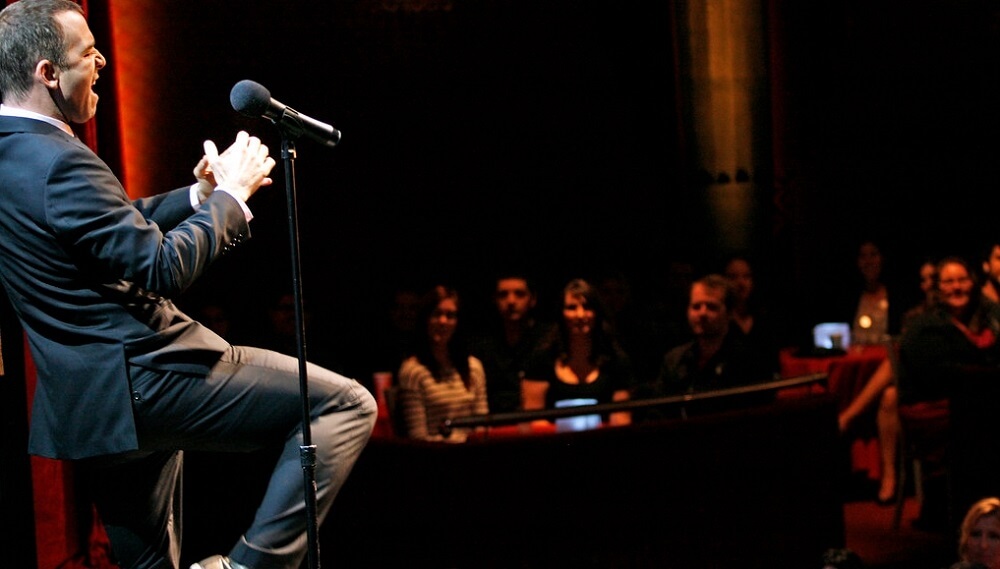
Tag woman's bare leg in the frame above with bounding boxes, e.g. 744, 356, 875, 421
877, 384, 901, 502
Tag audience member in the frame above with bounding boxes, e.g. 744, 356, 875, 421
186, 298, 235, 341
638, 273, 774, 420
469, 272, 555, 414
349, 284, 422, 385
899, 256, 1000, 402
521, 278, 634, 427
837, 258, 937, 505
723, 254, 781, 378
396, 285, 488, 442
847, 240, 903, 346
595, 268, 662, 384
899, 256, 1000, 530
981, 242, 1000, 303
257, 290, 303, 358
255, 290, 342, 372
902, 258, 940, 328
956, 497, 1000, 569
646, 258, 698, 361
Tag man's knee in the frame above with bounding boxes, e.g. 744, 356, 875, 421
316, 377, 377, 430
355, 386, 378, 429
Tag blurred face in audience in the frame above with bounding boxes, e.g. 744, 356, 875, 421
724, 258, 753, 304
919, 262, 936, 295
563, 292, 594, 336
937, 261, 974, 316
427, 297, 458, 346
687, 282, 728, 340
983, 245, 1000, 284
200, 304, 231, 338
495, 278, 534, 323
965, 512, 1000, 569
269, 293, 301, 336
597, 275, 629, 314
390, 290, 420, 334
857, 241, 883, 284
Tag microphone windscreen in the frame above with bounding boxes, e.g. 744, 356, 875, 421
230, 79, 271, 117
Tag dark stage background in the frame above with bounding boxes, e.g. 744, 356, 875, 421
103, 0, 685, 338
86, 0, 999, 360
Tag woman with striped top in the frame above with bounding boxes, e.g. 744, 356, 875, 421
397, 284, 489, 442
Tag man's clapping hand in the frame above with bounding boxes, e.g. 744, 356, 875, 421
200, 130, 276, 203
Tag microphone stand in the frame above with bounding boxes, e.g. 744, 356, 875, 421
279, 134, 322, 569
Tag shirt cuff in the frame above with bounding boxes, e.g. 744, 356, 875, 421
189, 183, 254, 222
188, 183, 202, 208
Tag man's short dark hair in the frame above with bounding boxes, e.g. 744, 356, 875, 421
0, 0, 82, 102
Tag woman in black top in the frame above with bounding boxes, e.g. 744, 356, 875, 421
522, 278, 634, 427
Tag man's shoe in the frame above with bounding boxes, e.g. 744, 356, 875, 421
190, 554, 250, 569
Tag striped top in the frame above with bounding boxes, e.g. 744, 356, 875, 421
397, 355, 488, 442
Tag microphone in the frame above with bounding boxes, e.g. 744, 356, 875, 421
230, 79, 341, 147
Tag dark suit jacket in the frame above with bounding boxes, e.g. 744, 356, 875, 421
0, 117, 249, 459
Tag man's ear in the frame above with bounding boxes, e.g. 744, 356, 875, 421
35, 59, 59, 89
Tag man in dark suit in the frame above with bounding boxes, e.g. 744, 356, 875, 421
0, 2, 376, 569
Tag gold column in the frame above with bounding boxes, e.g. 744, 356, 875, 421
677, 0, 769, 253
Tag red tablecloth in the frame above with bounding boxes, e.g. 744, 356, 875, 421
779, 344, 889, 480
778, 344, 888, 407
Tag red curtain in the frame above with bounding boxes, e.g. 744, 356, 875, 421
15, 1, 119, 566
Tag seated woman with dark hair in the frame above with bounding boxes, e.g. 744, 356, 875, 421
837, 258, 938, 506
396, 285, 489, 442
521, 278, 635, 428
